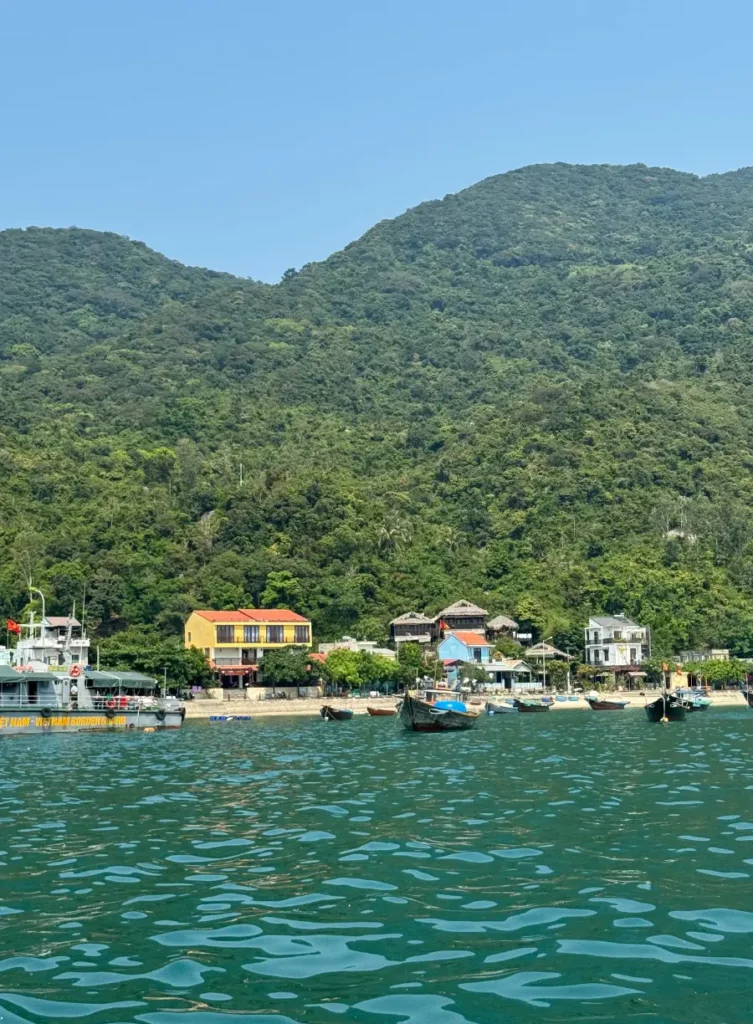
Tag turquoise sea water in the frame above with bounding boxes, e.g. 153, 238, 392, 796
2, 709, 753, 1023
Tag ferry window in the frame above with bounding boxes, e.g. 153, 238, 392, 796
216, 625, 234, 643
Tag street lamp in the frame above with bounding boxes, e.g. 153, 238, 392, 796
542, 636, 553, 691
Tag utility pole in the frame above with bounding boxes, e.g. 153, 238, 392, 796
163, 666, 168, 699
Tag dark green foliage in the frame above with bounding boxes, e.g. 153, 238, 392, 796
260, 646, 315, 688
6, 164, 753, 657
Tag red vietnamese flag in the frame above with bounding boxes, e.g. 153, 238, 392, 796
6, 619, 21, 635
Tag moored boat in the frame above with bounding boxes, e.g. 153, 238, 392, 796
645, 693, 689, 722
742, 688, 753, 709
398, 693, 480, 732
320, 705, 354, 721
486, 700, 518, 714
514, 698, 551, 713
0, 665, 185, 734
367, 706, 396, 716
587, 697, 630, 711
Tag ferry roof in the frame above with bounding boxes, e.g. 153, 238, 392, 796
84, 670, 158, 688
0, 665, 21, 681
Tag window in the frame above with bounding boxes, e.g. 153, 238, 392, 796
473, 648, 482, 662
630, 648, 637, 664
204, 648, 210, 659
242, 648, 256, 665
216, 625, 234, 644
244, 625, 260, 643
613, 630, 622, 641
593, 650, 600, 663
294, 625, 310, 644
187, 632, 192, 642
266, 625, 284, 644
603, 648, 610, 664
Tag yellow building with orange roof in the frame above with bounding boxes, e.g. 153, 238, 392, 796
184, 608, 312, 689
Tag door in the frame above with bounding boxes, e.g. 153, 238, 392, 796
27, 681, 38, 705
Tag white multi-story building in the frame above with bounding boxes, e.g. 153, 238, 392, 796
584, 615, 650, 673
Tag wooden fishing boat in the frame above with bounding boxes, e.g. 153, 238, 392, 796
486, 700, 518, 714
367, 706, 396, 717
514, 698, 551, 713
398, 694, 480, 732
645, 694, 688, 722
320, 705, 354, 721
586, 697, 630, 711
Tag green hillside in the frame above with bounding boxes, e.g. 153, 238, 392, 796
4, 163, 753, 659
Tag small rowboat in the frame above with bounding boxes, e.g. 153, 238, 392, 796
209, 715, 252, 722
399, 695, 480, 732
367, 706, 396, 717
320, 706, 354, 721
586, 697, 630, 711
514, 698, 551, 713
486, 700, 518, 714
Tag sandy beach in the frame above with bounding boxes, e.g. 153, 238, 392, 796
184, 690, 749, 719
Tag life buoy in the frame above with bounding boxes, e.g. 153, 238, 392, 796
40, 707, 52, 719
155, 709, 167, 722
105, 698, 116, 709
69, 664, 81, 678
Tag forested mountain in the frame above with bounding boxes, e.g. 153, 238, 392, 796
4, 162, 753, 659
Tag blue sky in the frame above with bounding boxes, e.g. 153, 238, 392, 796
2, 0, 752, 281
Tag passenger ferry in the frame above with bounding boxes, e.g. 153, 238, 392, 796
0, 601, 184, 734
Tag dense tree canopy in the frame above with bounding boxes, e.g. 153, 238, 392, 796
4, 163, 753, 658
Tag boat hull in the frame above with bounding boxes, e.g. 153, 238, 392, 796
486, 701, 518, 714
399, 696, 479, 732
0, 708, 184, 734
742, 689, 753, 709
587, 698, 630, 711
514, 700, 550, 713
645, 696, 687, 722
367, 707, 396, 716
320, 706, 354, 721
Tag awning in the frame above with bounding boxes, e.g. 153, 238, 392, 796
217, 665, 257, 674
628, 671, 647, 677
84, 670, 157, 688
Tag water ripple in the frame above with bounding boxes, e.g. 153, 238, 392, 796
1, 710, 752, 1021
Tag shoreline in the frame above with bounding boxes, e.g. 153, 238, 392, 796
184, 690, 750, 719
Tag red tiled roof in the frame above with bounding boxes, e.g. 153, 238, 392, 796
192, 608, 310, 624
448, 630, 492, 647
193, 610, 252, 623
308, 652, 328, 662
240, 609, 309, 623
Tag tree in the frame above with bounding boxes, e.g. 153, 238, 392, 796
261, 571, 302, 609
321, 649, 362, 693
98, 628, 211, 691
261, 646, 315, 695
356, 651, 398, 692
458, 661, 489, 691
